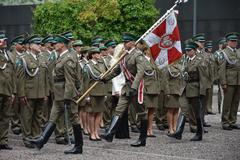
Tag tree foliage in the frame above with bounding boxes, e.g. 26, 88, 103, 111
33, 0, 159, 44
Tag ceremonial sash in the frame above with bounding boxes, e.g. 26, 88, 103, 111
120, 56, 144, 104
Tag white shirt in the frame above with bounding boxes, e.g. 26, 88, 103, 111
188, 55, 196, 61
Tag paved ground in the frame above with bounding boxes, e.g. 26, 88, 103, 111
1, 86, 240, 160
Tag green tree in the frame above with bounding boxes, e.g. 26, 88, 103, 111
33, 0, 159, 44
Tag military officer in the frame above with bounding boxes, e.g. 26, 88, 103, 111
86, 47, 107, 141
28, 35, 83, 154
101, 33, 148, 147
192, 34, 211, 128
0, 32, 16, 150
18, 35, 49, 148
10, 35, 26, 135
204, 40, 216, 115
170, 41, 207, 141
138, 40, 159, 137
75, 45, 91, 135
91, 35, 105, 47
214, 37, 227, 113
165, 62, 184, 136
219, 32, 240, 130
102, 39, 117, 128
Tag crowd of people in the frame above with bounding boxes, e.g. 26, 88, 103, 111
0, 30, 239, 154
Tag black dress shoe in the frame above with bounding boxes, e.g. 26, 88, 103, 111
0, 144, 13, 150
190, 128, 197, 133
147, 134, 156, 138
89, 136, 98, 141
190, 134, 202, 141
130, 139, 146, 147
203, 123, 211, 127
64, 146, 82, 154
12, 127, 21, 135
24, 142, 35, 149
96, 138, 102, 141
131, 127, 140, 133
83, 131, 90, 136
222, 125, 233, 130
207, 112, 216, 115
157, 125, 165, 131
56, 139, 67, 145
230, 124, 240, 130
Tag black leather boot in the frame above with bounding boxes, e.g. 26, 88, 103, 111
103, 116, 120, 142
64, 124, 83, 154
28, 122, 56, 149
131, 120, 148, 147
190, 118, 203, 141
169, 114, 186, 140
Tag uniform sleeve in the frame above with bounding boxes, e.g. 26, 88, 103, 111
64, 59, 79, 100
198, 60, 208, 96
219, 60, 227, 85
104, 64, 121, 81
131, 55, 145, 90
17, 59, 26, 97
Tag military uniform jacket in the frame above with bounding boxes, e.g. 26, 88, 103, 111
47, 50, 58, 92
18, 52, 49, 99
185, 55, 207, 98
101, 55, 113, 94
156, 67, 170, 94
0, 49, 16, 96
143, 56, 159, 95
198, 49, 214, 88
219, 46, 240, 86
53, 50, 79, 101
87, 59, 106, 96
106, 48, 145, 96
78, 58, 90, 95
213, 49, 225, 80
166, 63, 184, 96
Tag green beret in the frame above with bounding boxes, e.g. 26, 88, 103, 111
53, 35, 70, 44
205, 40, 213, 48
225, 32, 239, 41
185, 40, 198, 50
217, 37, 226, 45
11, 35, 25, 45
91, 36, 105, 45
122, 33, 137, 42
192, 33, 205, 42
72, 40, 83, 46
105, 39, 117, 48
62, 31, 74, 40
42, 35, 55, 44
81, 46, 90, 54
0, 31, 7, 40
27, 35, 42, 44
99, 45, 107, 51
88, 46, 100, 54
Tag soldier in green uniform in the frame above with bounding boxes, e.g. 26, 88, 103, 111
28, 35, 83, 154
204, 40, 216, 115
155, 67, 169, 131
86, 47, 107, 141
75, 45, 91, 135
214, 37, 226, 113
219, 32, 240, 130
169, 41, 207, 141
192, 34, 211, 128
18, 35, 49, 148
101, 33, 148, 147
102, 40, 117, 128
10, 35, 26, 135
0, 32, 16, 150
41, 36, 67, 145
139, 41, 159, 137
165, 62, 184, 136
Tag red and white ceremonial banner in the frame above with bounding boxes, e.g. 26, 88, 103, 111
143, 11, 182, 69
